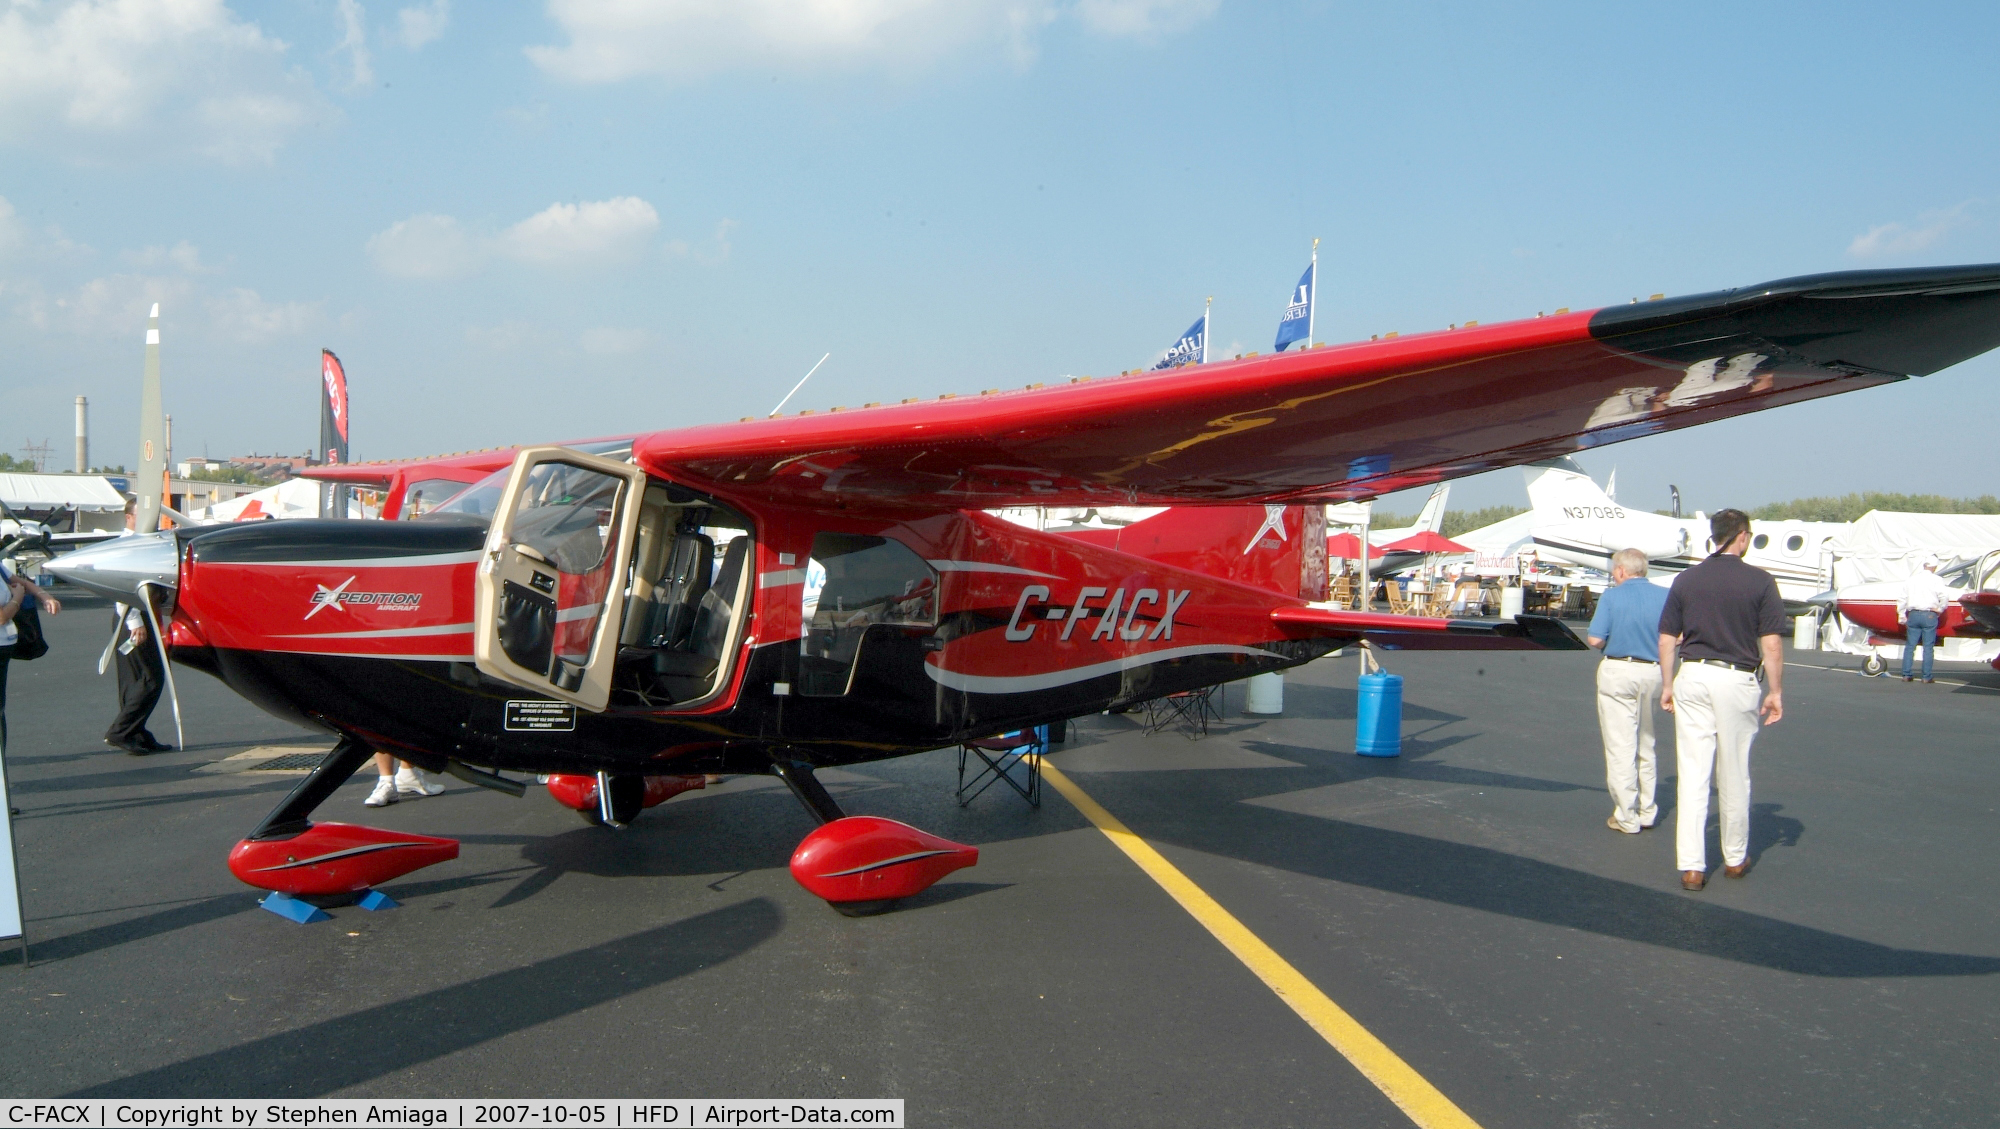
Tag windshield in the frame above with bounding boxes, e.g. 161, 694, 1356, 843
413, 441, 637, 529
417, 467, 508, 526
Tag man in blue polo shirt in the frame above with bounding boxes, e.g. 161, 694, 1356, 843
1588, 548, 1671, 834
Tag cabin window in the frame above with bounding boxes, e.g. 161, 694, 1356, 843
400, 478, 472, 518
799, 533, 938, 696
1785, 534, 1805, 553
1751, 533, 1769, 550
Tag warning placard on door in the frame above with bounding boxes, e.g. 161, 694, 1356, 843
505, 700, 577, 731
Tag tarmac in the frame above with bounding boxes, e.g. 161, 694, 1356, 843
2, 592, 1997, 1127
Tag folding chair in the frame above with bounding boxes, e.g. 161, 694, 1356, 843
1385, 584, 1413, 616
1141, 684, 1222, 740
957, 725, 1048, 808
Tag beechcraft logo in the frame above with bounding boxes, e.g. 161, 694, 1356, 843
305, 575, 423, 619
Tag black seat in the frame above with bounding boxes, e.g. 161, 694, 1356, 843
651, 535, 749, 698
646, 533, 712, 650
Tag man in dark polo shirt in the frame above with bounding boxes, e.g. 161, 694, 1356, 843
1658, 508, 1787, 892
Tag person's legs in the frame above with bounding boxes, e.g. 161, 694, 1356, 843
1713, 669, 1762, 870
1673, 666, 1720, 876
1635, 665, 1661, 827
132, 644, 165, 746
395, 759, 445, 797
1596, 662, 1643, 832
1903, 616, 1919, 679
366, 751, 398, 806
1918, 612, 1938, 681
105, 648, 161, 749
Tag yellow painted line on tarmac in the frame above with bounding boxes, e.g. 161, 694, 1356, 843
1035, 757, 1484, 1129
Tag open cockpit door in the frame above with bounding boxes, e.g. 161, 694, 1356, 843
474, 446, 648, 711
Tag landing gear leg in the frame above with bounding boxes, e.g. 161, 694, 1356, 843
770, 754, 977, 917
769, 756, 845, 825
248, 736, 375, 840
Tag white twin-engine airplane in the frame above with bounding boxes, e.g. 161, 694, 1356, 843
1523, 459, 1842, 610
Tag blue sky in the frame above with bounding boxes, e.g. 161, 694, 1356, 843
3, 0, 1997, 515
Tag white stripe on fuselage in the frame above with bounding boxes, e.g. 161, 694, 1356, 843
924, 643, 1283, 695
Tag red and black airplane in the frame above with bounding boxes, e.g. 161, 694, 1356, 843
48, 263, 2000, 915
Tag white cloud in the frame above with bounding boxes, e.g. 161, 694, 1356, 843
666, 217, 737, 264
206, 286, 321, 340
334, 0, 374, 89
465, 320, 549, 351
1074, 0, 1216, 38
398, 0, 449, 48
16, 272, 196, 335
125, 240, 213, 273
580, 326, 652, 355
499, 197, 660, 266
370, 197, 686, 277
0, 196, 22, 259
367, 213, 480, 278
526, 0, 1208, 84
1849, 202, 1975, 259
0, 0, 325, 163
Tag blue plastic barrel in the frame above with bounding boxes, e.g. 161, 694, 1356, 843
1355, 671, 1403, 757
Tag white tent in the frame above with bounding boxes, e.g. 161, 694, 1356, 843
200, 478, 325, 521
0, 473, 125, 510
1827, 511, 2000, 587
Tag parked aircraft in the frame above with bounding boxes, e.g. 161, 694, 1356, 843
1324, 483, 1451, 576
47, 263, 2000, 916
1522, 459, 1843, 609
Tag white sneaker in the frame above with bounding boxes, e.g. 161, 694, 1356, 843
396, 768, 445, 797
365, 776, 399, 807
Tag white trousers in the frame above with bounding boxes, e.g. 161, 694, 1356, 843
1595, 659, 1660, 832
1672, 661, 1761, 872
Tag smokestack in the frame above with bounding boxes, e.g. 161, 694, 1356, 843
75, 395, 88, 472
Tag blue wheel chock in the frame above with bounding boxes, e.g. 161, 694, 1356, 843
356, 889, 398, 911
259, 891, 332, 924
258, 888, 399, 924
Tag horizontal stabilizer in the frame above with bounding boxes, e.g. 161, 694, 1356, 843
1272, 606, 1586, 651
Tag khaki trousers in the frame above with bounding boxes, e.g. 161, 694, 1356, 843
1672, 661, 1761, 872
1595, 659, 1660, 832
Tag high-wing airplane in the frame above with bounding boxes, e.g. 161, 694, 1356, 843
47, 263, 2000, 916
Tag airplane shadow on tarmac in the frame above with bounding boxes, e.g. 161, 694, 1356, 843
1127, 742, 1996, 979
64, 898, 785, 1098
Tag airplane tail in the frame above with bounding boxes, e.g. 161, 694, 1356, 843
1523, 458, 1613, 516
1053, 504, 1328, 602
1413, 482, 1450, 533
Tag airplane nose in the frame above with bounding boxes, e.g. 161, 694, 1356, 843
42, 531, 179, 601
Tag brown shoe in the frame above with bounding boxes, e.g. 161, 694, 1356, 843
1607, 816, 1638, 834
1724, 861, 1750, 878
1681, 870, 1706, 891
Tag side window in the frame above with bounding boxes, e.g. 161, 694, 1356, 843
401, 477, 472, 519
799, 533, 938, 696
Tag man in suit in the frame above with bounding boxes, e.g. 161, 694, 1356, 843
104, 599, 167, 755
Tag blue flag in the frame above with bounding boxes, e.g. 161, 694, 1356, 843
1274, 261, 1313, 352
1153, 314, 1206, 370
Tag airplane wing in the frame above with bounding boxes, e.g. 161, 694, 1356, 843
636, 263, 2000, 509
1272, 606, 1587, 651
298, 448, 520, 488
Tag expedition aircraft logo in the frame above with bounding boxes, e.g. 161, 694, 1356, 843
1243, 504, 1289, 554
304, 575, 424, 619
